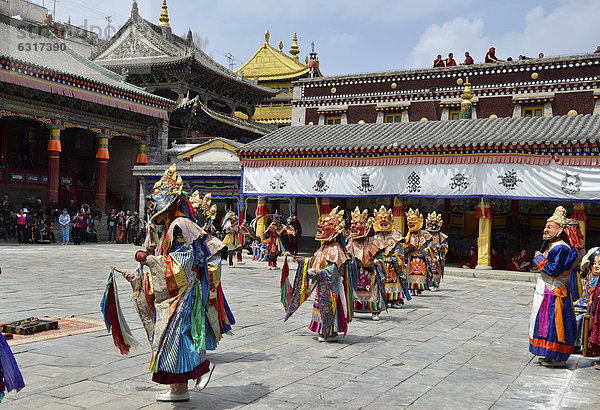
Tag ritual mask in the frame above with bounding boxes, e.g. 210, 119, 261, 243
350, 207, 372, 239
315, 206, 345, 242
425, 211, 443, 232
373, 205, 393, 233
406, 208, 423, 233
593, 256, 600, 276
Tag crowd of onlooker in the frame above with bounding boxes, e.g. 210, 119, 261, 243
433, 46, 600, 68
0, 192, 150, 246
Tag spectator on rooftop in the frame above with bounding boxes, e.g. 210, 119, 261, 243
594, 46, 600, 54
433, 54, 445, 68
538, 52, 544, 58
460, 51, 474, 65
446, 53, 456, 66
485, 47, 503, 63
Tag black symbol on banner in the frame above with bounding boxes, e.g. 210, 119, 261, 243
449, 173, 469, 192
269, 174, 287, 190
498, 169, 522, 192
358, 173, 374, 192
561, 173, 581, 194
244, 178, 257, 192
313, 173, 329, 193
407, 171, 421, 193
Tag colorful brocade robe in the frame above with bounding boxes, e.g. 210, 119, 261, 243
134, 217, 234, 375
285, 241, 353, 337
405, 230, 436, 291
529, 241, 578, 361
347, 237, 386, 314
375, 230, 410, 303
428, 231, 448, 288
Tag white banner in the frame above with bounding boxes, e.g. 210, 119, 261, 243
242, 163, 600, 200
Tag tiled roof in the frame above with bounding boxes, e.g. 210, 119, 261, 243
238, 114, 600, 153
177, 96, 275, 136
92, 10, 275, 97
0, 16, 172, 105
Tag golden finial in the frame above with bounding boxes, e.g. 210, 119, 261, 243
278, 40, 283, 52
159, 0, 170, 27
460, 76, 472, 100
289, 32, 300, 61
265, 29, 270, 44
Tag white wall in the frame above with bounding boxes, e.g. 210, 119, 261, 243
191, 148, 240, 163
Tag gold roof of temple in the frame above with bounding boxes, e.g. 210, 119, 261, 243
236, 30, 322, 81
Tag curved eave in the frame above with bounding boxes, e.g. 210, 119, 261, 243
0, 54, 174, 109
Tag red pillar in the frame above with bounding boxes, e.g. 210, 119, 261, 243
95, 137, 109, 214
2, 119, 10, 165
47, 127, 61, 204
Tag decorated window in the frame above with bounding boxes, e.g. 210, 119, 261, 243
384, 113, 402, 123
449, 109, 461, 120
325, 115, 341, 125
522, 105, 544, 118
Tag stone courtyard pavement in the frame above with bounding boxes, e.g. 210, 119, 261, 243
0, 243, 599, 409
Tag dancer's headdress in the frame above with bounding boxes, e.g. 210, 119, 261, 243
425, 211, 443, 232
149, 164, 183, 222
316, 206, 345, 242
406, 208, 424, 232
350, 206, 372, 239
547, 206, 567, 228
373, 205, 393, 233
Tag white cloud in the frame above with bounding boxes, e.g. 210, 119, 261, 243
406, 17, 488, 68
407, 0, 600, 69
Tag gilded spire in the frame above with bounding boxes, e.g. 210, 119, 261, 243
289, 32, 300, 62
159, 0, 170, 27
460, 77, 473, 100
265, 29, 270, 44
460, 77, 473, 119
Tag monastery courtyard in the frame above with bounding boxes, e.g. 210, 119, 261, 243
0, 243, 599, 410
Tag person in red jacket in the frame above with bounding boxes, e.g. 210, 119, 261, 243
461, 246, 477, 269
446, 53, 457, 66
507, 249, 532, 271
433, 54, 445, 68
485, 47, 503, 63
461, 51, 474, 65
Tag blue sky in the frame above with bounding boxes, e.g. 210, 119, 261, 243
40, 0, 600, 75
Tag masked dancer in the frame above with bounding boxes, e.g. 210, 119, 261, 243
373, 205, 410, 308
283, 207, 353, 342
529, 206, 579, 367
425, 212, 448, 291
111, 165, 235, 402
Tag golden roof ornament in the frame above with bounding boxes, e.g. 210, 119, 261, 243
159, 0, 170, 27
265, 29, 270, 44
278, 40, 283, 52
289, 32, 300, 61
461, 77, 473, 100
460, 76, 473, 120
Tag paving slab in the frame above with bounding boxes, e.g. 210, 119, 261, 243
0, 243, 599, 408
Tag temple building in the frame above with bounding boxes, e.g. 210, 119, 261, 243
92, 0, 276, 158
291, 53, 600, 126
236, 30, 322, 127
0, 13, 173, 212
239, 58, 600, 264
91, 1, 280, 213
